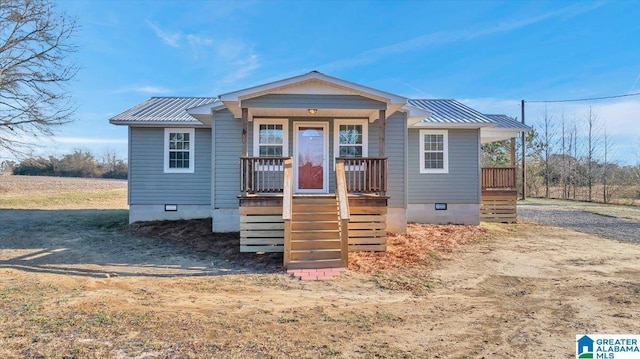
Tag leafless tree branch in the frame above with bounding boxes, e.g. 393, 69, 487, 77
0, 0, 78, 156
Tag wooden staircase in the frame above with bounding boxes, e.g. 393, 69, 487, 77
286, 196, 345, 269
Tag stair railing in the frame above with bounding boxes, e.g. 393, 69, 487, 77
335, 160, 351, 266
282, 158, 293, 267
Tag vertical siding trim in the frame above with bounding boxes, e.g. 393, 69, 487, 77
211, 111, 217, 209
477, 129, 482, 204
403, 113, 408, 208
128, 126, 132, 205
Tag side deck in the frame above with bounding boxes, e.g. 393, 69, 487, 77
480, 167, 518, 223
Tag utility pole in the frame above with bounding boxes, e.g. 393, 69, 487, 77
521, 100, 526, 200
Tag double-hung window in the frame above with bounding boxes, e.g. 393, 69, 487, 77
334, 119, 368, 167
164, 128, 195, 173
253, 119, 288, 157
419, 129, 448, 174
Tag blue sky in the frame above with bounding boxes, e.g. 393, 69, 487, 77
19, 0, 640, 164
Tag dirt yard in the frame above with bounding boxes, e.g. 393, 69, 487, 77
1, 176, 639, 358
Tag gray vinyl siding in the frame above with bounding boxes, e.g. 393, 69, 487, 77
242, 94, 386, 109
407, 129, 480, 203
129, 127, 211, 205
385, 112, 406, 208
213, 109, 242, 209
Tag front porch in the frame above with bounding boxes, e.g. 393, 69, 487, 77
239, 157, 388, 269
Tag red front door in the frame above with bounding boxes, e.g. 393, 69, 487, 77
295, 123, 327, 193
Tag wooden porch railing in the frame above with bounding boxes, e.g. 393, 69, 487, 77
240, 157, 290, 195
482, 166, 517, 190
335, 161, 350, 266
282, 158, 293, 267
336, 157, 387, 196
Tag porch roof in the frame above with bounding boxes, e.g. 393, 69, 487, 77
484, 114, 530, 130
481, 114, 532, 144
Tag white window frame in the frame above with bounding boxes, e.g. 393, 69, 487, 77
253, 118, 289, 158
333, 119, 368, 169
419, 129, 449, 174
164, 128, 195, 173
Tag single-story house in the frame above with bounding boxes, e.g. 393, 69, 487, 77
110, 71, 528, 268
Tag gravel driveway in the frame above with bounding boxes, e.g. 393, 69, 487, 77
518, 203, 640, 243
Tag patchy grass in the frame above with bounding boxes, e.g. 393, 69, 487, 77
0, 175, 127, 209
0, 189, 127, 209
7, 176, 639, 357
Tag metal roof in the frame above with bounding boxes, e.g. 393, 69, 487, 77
408, 99, 496, 125
109, 97, 218, 125
484, 114, 531, 130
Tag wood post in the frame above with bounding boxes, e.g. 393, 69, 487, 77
510, 137, 517, 189
378, 109, 386, 157
510, 137, 516, 166
242, 107, 248, 157
521, 100, 526, 200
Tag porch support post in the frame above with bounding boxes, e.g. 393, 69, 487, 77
241, 107, 248, 157
510, 137, 516, 165
378, 109, 386, 157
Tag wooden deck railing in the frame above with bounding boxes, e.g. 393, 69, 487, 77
482, 166, 517, 189
335, 161, 350, 266
282, 158, 293, 267
336, 157, 387, 196
240, 157, 290, 195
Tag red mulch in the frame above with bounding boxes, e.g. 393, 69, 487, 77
348, 223, 489, 273
124, 219, 488, 274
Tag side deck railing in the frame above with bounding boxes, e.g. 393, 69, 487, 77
482, 166, 516, 190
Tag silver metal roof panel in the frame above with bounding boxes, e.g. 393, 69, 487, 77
484, 114, 531, 130
109, 97, 218, 125
408, 99, 496, 125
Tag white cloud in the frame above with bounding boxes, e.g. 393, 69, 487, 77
146, 20, 181, 48
113, 85, 173, 95
144, 21, 260, 81
53, 137, 128, 145
186, 34, 213, 47
318, 3, 602, 73
223, 54, 260, 84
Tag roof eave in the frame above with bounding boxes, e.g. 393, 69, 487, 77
481, 127, 528, 143
109, 120, 208, 127
411, 122, 496, 129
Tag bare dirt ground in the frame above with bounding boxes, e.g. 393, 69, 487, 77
1, 176, 639, 358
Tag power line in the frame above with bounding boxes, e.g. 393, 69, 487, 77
527, 91, 640, 104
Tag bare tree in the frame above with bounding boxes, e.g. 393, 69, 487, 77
602, 125, 611, 203
0, 0, 78, 155
585, 107, 600, 201
570, 120, 579, 199
538, 106, 556, 198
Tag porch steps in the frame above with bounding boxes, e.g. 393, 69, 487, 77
287, 196, 344, 269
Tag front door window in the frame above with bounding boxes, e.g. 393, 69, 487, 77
295, 123, 327, 192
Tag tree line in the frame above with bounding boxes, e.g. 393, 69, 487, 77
482, 108, 640, 205
1, 150, 127, 179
